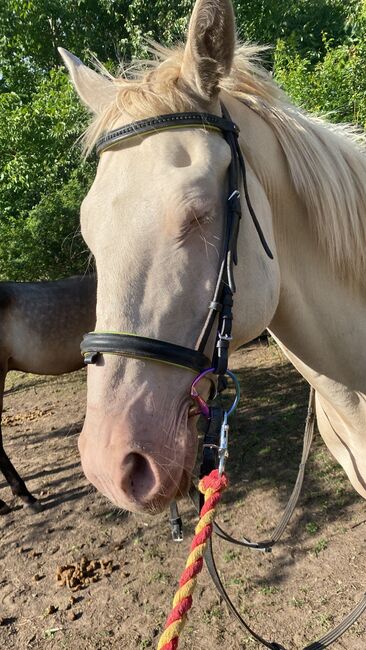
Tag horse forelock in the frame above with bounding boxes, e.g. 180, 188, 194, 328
83, 42, 366, 286
82, 43, 277, 156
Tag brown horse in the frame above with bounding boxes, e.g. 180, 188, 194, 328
0, 274, 96, 513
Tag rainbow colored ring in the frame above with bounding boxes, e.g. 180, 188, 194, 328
190, 368, 240, 418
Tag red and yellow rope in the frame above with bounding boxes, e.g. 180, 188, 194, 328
157, 469, 228, 650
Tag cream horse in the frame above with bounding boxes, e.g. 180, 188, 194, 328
59, 0, 366, 514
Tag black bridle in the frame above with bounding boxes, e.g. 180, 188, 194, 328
79, 105, 366, 649
80, 105, 273, 376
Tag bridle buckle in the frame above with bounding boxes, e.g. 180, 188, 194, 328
228, 189, 240, 201
218, 333, 232, 341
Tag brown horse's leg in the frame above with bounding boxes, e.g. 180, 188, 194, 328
0, 366, 40, 512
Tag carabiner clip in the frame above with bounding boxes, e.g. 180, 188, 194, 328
191, 369, 240, 475
218, 411, 229, 475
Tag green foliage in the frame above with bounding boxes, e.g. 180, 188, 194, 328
0, 0, 197, 281
1, 1, 133, 92
233, 0, 351, 62
0, 170, 93, 280
0, 66, 94, 279
0, 0, 365, 280
0, 0, 194, 94
274, 27, 366, 127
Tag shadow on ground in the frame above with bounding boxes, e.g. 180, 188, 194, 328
2, 345, 363, 587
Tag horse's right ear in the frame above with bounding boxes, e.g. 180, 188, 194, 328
180, 0, 236, 101
58, 47, 117, 114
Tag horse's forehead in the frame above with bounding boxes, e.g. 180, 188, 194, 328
95, 129, 231, 188
81, 130, 231, 246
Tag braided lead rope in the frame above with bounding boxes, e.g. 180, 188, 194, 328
157, 470, 228, 650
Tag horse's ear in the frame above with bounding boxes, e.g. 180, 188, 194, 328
180, 0, 236, 100
58, 47, 117, 114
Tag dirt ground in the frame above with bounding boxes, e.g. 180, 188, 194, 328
1, 341, 366, 650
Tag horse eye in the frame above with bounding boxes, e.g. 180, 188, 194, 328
187, 208, 213, 228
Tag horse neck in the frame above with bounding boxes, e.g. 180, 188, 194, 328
257, 116, 366, 499
228, 95, 366, 394
267, 158, 366, 396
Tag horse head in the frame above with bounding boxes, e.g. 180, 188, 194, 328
60, 0, 280, 513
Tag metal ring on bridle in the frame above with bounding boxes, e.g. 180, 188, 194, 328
224, 370, 240, 416
190, 368, 240, 418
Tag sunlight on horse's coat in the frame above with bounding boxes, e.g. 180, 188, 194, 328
60, 0, 366, 511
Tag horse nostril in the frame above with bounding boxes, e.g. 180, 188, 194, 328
120, 452, 157, 501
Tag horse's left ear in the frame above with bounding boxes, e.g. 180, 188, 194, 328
180, 0, 236, 100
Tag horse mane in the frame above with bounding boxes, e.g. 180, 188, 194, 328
83, 43, 366, 283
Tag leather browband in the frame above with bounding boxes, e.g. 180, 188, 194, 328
96, 112, 240, 155
81, 332, 211, 373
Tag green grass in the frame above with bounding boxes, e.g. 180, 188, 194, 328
305, 522, 319, 535
313, 539, 328, 556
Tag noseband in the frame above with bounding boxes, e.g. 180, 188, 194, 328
80, 105, 273, 378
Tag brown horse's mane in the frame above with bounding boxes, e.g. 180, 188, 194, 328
83, 43, 366, 283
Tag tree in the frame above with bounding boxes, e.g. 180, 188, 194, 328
0, 0, 365, 280
274, 2, 366, 127
0, 67, 94, 279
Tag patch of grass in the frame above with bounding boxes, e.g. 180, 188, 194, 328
313, 538, 328, 556
148, 570, 171, 584
260, 585, 279, 596
202, 605, 223, 624
229, 577, 247, 587
144, 546, 165, 561
223, 549, 239, 563
305, 522, 319, 535
318, 613, 334, 628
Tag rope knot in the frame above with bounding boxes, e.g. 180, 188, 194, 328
199, 469, 228, 494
